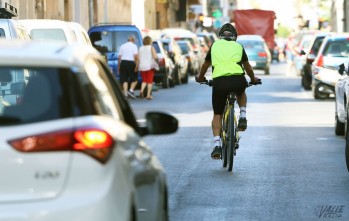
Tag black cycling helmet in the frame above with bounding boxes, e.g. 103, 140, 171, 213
218, 23, 237, 40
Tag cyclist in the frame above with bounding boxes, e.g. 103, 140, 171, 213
195, 23, 260, 159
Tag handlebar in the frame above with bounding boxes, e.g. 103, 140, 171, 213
199, 78, 262, 87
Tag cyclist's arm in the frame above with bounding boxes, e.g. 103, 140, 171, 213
196, 60, 211, 82
242, 61, 257, 82
241, 48, 259, 83
196, 45, 213, 82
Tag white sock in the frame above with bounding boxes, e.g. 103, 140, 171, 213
213, 136, 221, 147
240, 107, 246, 118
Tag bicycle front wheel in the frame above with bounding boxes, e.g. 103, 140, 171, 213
227, 108, 236, 172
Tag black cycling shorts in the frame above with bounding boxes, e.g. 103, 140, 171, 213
119, 60, 137, 84
212, 75, 248, 115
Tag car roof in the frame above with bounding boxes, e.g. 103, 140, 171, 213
237, 35, 264, 41
324, 33, 349, 40
0, 39, 100, 67
89, 23, 140, 31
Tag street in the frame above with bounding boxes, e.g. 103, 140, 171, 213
129, 61, 349, 221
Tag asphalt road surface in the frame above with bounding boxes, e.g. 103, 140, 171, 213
129, 62, 349, 221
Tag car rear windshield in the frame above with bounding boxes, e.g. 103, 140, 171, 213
30, 29, 68, 42
152, 42, 161, 53
238, 40, 264, 50
0, 67, 78, 125
90, 31, 141, 53
323, 39, 349, 57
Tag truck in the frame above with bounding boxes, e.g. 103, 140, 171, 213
233, 9, 276, 52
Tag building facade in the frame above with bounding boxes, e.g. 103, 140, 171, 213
4, 0, 201, 31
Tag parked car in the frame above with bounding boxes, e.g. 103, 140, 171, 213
301, 32, 331, 90
176, 39, 200, 77
0, 3, 30, 40
334, 62, 349, 136
69, 21, 92, 46
162, 28, 204, 67
161, 37, 189, 85
237, 35, 272, 75
312, 33, 349, 99
0, 39, 178, 221
294, 33, 314, 76
197, 31, 218, 48
88, 24, 143, 85
19, 19, 78, 43
152, 40, 175, 88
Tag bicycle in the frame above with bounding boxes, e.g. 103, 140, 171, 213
201, 78, 262, 172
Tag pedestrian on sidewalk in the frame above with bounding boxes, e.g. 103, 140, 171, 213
118, 34, 139, 99
138, 36, 158, 100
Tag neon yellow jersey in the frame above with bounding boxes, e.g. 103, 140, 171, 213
211, 39, 244, 78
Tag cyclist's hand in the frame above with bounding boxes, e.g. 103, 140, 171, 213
251, 76, 260, 84
195, 74, 206, 83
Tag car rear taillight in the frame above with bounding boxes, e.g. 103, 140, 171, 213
158, 58, 165, 67
315, 55, 324, 67
8, 127, 114, 164
258, 52, 267, 57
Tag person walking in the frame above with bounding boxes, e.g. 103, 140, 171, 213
138, 36, 158, 100
118, 34, 139, 99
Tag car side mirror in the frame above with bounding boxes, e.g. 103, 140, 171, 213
337, 63, 349, 75
139, 112, 178, 136
300, 50, 306, 55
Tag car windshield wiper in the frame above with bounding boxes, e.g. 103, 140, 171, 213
0, 116, 21, 124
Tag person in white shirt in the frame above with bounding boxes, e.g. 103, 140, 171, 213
138, 36, 158, 100
118, 35, 139, 99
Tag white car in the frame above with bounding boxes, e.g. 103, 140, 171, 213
0, 39, 177, 221
335, 62, 349, 136
19, 19, 78, 44
69, 21, 93, 46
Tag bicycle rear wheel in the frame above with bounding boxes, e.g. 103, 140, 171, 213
227, 108, 236, 172
221, 108, 228, 167
221, 132, 227, 167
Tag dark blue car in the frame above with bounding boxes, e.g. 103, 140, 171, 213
88, 24, 143, 83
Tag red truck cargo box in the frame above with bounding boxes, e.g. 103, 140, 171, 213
233, 9, 275, 50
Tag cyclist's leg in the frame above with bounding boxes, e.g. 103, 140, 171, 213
233, 76, 248, 130
212, 114, 222, 137
211, 78, 228, 159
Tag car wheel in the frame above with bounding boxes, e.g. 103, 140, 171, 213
162, 71, 169, 89
313, 83, 329, 99
174, 67, 181, 85
335, 114, 345, 135
346, 132, 349, 172
169, 78, 175, 88
302, 75, 312, 90
264, 66, 270, 75
182, 72, 189, 84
